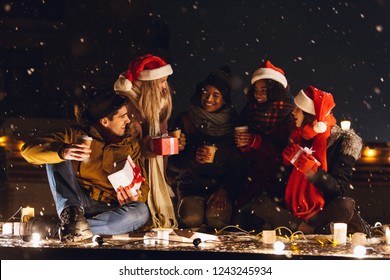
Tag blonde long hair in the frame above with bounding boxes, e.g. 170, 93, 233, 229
138, 79, 172, 133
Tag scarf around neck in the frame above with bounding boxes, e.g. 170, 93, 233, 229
284, 114, 337, 221
188, 104, 238, 136
242, 101, 295, 134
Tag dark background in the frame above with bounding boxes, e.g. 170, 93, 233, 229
1, 0, 389, 142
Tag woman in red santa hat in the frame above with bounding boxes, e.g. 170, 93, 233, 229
114, 54, 185, 229
251, 85, 371, 236
232, 60, 296, 231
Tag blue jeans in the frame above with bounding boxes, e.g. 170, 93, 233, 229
46, 161, 150, 235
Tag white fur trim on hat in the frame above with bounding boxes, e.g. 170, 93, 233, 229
137, 64, 173, 81
314, 121, 327, 133
114, 73, 132, 92
251, 68, 288, 88
294, 90, 315, 115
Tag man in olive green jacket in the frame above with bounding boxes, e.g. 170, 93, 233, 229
21, 88, 150, 242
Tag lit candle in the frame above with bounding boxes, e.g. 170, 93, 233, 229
340, 120, 351, 130
385, 227, 390, 245
351, 232, 367, 245
333, 223, 347, 245
262, 230, 276, 244
21, 207, 35, 222
2, 222, 13, 235
152, 228, 173, 245
13, 222, 21, 236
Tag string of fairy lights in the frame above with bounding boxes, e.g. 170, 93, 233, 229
1, 205, 390, 258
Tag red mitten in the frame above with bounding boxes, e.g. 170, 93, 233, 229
295, 152, 320, 176
282, 144, 301, 166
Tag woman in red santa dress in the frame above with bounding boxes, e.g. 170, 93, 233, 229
251, 85, 371, 236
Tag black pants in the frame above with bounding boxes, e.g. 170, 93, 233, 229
249, 194, 369, 234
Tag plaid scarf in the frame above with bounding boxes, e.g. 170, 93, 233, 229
241, 101, 295, 134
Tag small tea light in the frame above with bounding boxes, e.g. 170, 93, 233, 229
2, 222, 13, 235
351, 232, 367, 245
262, 230, 276, 244
385, 227, 390, 245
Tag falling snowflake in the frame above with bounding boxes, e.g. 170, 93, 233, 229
376, 25, 383, 32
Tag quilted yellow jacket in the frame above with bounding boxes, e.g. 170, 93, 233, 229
21, 124, 149, 204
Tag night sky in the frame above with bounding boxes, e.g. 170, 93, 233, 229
153, 0, 390, 142
1, 0, 389, 142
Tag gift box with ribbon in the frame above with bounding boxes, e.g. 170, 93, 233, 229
108, 155, 144, 195
283, 143, 314, 165
151, 136, 179, 155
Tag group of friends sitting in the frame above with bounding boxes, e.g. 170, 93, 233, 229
20, 54, 371, 242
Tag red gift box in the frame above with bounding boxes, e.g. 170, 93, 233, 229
283, 144, 314, 165
151, 136, 179, 155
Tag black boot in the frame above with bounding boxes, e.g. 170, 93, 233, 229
59, 206, 93, 242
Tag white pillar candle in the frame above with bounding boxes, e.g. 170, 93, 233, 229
2, 222, 13, 235
152, 228, 173, 245
262, 230, 276, 244
21, 207, 35, 222
333, 223, 347, 245
13, 222, 21, 236
385, 227, 390, 245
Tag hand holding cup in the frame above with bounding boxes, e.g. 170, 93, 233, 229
196, 144, 217, 164
61, 135, 92, 161
234, 126, 250, 148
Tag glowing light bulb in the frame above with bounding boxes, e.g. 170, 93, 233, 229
353, 245, 366, 258
364, 148, 376, 158
31, 233, 41, 245
340, 120, 351, 130
273, 241, 285, 253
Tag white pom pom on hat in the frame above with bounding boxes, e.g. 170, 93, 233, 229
294, 86, 336, 133
114, 54, 173, 92
250, 60, 288, 88
114, 73, 132, 92
313, 121, 328, 133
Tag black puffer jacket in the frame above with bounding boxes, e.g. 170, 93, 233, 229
168, 111, 246, 199
309, 125, 363, 203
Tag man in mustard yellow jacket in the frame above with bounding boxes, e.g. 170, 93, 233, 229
21, 88, 150, 242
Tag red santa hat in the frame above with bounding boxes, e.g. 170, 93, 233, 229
114, 54, 173, 92
294, 86, 336, 133
250, 60, 288, 88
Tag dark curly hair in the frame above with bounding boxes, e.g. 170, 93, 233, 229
247, 79, 292, 104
